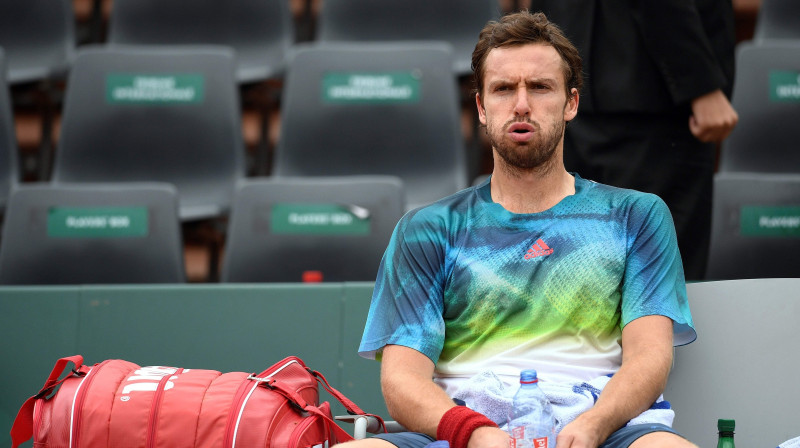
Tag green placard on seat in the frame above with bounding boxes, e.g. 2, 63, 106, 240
769, 71, 800, 103
106, 74, 205, 104
322, 72, 421, 103
271, 203, 371, 235
740, 205, 800, 237
48, 207, 149, 238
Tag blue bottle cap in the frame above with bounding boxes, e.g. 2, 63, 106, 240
520, 369, 538, 384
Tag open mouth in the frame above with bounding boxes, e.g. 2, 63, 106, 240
507, 122, 535, 141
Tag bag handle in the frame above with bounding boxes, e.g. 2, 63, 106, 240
10, 355, 86, 448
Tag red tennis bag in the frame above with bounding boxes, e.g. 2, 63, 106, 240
11, 355, 383, 448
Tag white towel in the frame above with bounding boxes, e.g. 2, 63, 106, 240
450, 370, 674, 433
779, 436, 800, 448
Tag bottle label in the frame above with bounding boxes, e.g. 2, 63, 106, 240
510, 427, 549, 448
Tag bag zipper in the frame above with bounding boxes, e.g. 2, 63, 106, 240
145, 368, 184, 448
70, 360, 112, 448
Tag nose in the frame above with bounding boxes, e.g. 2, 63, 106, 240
513, 87, 531, 117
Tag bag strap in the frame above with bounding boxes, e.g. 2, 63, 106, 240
263, 372, 387, 442
10, 355, 86, 448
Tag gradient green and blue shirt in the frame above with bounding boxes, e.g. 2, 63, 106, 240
359, 174, 695, 387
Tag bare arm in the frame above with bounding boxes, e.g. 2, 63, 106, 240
380, 344, 510, 448
555, 315, 674, 448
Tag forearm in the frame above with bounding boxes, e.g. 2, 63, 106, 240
556, 315, 674, 447
575, 344, 672, 441
380, 350, 456, 436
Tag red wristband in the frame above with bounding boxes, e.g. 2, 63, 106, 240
436, 406, 499, 448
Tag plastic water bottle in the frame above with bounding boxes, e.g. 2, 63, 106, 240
508, 369, 556, 448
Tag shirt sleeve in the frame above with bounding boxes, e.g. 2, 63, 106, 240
621, 194, 697, 346
358, 208, 449, 363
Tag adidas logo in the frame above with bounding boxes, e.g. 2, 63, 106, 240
524, 238, 553, 259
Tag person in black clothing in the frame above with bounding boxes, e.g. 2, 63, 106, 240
529, 0, 739, 280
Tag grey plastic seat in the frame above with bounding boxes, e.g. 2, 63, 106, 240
0, 49, 20, 211
0, 0, 76, 85
273, 42, 468, 210
51, 46, 246, 222
753, 0, 800, 41
665, 279, 800, 448
221, 176, 405, 283
719, 41, 800, 173
0, 182, 185, 285
705, 172, 800, 280
107, 0, 294, 84
316, 0, 500, 76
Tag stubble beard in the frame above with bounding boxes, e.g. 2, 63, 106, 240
488, 116, 565, 176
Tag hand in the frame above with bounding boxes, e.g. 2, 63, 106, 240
555, 413, 607, 448
467, 426, 511, 448
688, 89, 738, 143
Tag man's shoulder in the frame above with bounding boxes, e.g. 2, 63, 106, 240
577, 176, 668, 211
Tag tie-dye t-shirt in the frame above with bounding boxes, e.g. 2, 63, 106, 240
359, 174, 696, 388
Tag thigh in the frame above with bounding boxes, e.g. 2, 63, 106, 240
600, 424, 695, 448
369, 432, 436, 448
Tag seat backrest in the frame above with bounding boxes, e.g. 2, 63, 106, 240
719, 41, 800, 173
107, 0, 294, 83
273, 42, 468, 210
316, 0, 499, 76
51, 45, 246, 221
0, 182, 186, 285
221, 176, 405, 283
0, 48, 19, 210
753, 0, 800, 41
705, 172, 800, 280
0, 0, 76, 84
665, 279, 800, 448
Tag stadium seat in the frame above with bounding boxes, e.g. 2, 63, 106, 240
705, 172, 800, 280
753, 0, 800, 41
315, 0, 500, 76
0, 49, 20, 212
719, 41, 800, 173
220, 176, 405, 283
106, 0, 294, 85
0, 0, 76, 85
51, 46, 246, 222
273, 42, 468, 210
0, 182, 185, 285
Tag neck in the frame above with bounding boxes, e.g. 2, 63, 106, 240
490, 156, 575, 214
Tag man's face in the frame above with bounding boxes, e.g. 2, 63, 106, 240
476, 43, 578, 172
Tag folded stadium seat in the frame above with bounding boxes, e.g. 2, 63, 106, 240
315, 0, 500, 76
0, 49, 20, 213
705, 172, 800, 280
0, 0, 77, 180
753, 0, 800, 41
0, 0, 76, 85
51, 45, 246, 223
220, 176, 405, 283
106, 0, 294, 85
273, 42, 469, 211
0, 182, 185, 285
718, 41, 800, 173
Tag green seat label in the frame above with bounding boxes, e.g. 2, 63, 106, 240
741, 206, 800, 237
271, 204, 370, 235
769, 71, 800, 103
106, 74, 205, 104
48, 207, 149, 238
322, 72, 420, 103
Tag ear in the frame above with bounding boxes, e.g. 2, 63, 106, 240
564, 88, 579, 122
476, 92, 487, 126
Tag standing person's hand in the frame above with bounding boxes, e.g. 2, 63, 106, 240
688, 89, 738, 143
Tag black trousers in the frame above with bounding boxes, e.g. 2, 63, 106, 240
564, 112, 715, 281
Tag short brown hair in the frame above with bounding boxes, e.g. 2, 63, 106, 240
471, 10, 583, 98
